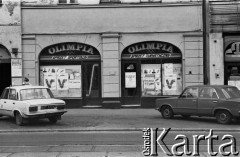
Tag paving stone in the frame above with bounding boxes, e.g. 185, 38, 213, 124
94, 145, 139, 152
58, 152, 106, 157
0, 153, 12, 157
9, 152, 59, 157
108, 152, 144, 157
48, 145, 92, 152
0, 147, 7, 153
3, 146, 50, 153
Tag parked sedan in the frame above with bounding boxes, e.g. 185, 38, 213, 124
156, 85, 240, 124
0, 85, 67, 125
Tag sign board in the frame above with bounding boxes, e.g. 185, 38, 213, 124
11, 59, 22, 77
125, 72, 136, 88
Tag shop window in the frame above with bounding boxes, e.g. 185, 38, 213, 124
227, 66, 240, 89
141, 64, 161, 96
100, 0, 121, 3
141, 63, 182, 96
162, 63, 182, 95
58, 0, 78, 4
40, 65, 82, 98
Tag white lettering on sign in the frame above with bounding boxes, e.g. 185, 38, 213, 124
128, 43, 173, 54
129, 54, 171, 58
48, 44, 94, 55
51, 56, 88, 60
231, 42, 240, 55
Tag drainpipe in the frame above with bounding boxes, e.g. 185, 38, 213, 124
202, 0, 210, 85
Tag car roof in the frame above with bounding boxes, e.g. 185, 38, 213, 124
7, 85, 48, 90
186, 85, 236, 88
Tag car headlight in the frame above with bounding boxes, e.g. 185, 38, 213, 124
29, 106, 38, 112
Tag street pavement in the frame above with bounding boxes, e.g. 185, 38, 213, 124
0, 108, 240, 131
0, 108, 240, 157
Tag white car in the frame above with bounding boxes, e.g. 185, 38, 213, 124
0, 85, 67, 125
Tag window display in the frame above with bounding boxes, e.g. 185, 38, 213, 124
141, 63, 182, 96
141, 64, 161, 96
163, 63, 182, 95
40, 65, 81, 98
227, 66, 240, 89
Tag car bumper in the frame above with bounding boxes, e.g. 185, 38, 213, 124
22, 110, 67, 119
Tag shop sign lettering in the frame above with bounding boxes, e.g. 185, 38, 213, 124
48, 44, 94, 55
51, 55, 88, 60
128, 43, 173, 54
225, 42, 240, 55
130, 54, 171, 58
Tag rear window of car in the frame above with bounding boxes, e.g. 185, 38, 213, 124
222, 87, 240, 99
20, 88, 54, 100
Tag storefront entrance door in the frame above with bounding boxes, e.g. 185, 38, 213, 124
0, 62, 11, 95
83, 62, 101, 106
121, 61, 141, 105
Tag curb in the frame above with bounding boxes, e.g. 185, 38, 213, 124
0, 128, 239, 133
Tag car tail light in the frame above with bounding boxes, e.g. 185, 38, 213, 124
29, 106, 38, 112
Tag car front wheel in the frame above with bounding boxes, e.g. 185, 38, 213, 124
161, 106, 173, 119
15, 112, 24, 126
216, 110, 232, 124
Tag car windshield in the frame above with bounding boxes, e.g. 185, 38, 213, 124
222, 87, 240, 99
20, 88, 53, 100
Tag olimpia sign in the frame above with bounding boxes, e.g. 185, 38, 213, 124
40, 42, 100, 61
122, 41, 182, 59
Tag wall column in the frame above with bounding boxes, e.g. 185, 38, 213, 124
209, 33, 224, 85
101, 33, 121, 108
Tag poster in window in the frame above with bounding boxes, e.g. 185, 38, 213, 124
141, 64, 161, 96
57, 73, 69, 90
164, 75, 177, 91
143, 74, 155, 90
228, 80, 236, 87
125, 72, 136, 88
40, 65, 81, 98
164, 63, 173, 76
236, 81, 240, 90
44, 73, 57, 91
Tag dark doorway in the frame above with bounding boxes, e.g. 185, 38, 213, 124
121, 61, 141, 105
82, 61, 101, 107
0, 46, 11, 95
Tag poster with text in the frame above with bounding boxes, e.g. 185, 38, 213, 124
125, 72, 136, 88
164, 63, 173, 76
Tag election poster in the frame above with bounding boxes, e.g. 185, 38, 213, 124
125, 72, 136, 88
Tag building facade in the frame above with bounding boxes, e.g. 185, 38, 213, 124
209, 0, 240, 90
0, 0, 204, 108
0, 0, 22, 95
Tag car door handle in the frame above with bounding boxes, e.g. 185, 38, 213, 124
212, 101, 217, 103
13, 102, 15, 105
192, 100, 197, 102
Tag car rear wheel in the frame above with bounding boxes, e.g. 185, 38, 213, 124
216, 110, 232, 124
161, 106, 173, 119
15, 112, 24, 126
48, 117, 58, 124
